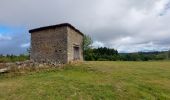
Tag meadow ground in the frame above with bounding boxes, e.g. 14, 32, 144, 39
0, 61, 170, 100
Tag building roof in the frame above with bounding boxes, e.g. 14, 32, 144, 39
29, 23, 84, 36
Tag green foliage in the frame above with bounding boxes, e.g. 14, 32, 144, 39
168, 50, 170, 59
119, 52, 170, 61
83, 35, 170, 61
83, 35, 93, 51
84, 48, 170, 61
84, 47, 119, 61
0, 54, 29, 63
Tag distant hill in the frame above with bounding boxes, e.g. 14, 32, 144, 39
119, 50, 170, 61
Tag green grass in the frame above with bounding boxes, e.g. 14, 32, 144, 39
1, 61, 170, 100
0, 55, 29, 63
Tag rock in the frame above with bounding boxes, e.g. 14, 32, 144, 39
0, 68, 9, 73
38, 64, 44, 68
6, 63, 15, 68
18, 65, 22, 69
0, 63, 6, 69
15, 62, 21, 65
0, 60, 62, 73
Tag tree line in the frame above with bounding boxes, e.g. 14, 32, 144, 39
84, 48, 170, 61
83, 35, 170, 61
0, 35, 169, 63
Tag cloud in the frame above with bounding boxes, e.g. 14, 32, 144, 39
0, 34, 12, 41
116, 42, 170, 53
21, 43, 30, 48
0, 30, 29, 55
93, 41, 105, 48
0, 0, 170, 53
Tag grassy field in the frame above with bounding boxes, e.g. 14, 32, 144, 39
0, 61, 170, 100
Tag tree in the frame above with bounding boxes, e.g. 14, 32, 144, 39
27, 47, 31, 58
168, 50, 170, 59
83, 35, 93, 51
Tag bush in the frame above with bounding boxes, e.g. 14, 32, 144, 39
84, 47, 170, 61
0, 55, 29, 63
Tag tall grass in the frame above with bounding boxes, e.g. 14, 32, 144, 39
0, 54, 29, 63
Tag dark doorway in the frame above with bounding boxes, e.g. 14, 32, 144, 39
73, 46, 80, 60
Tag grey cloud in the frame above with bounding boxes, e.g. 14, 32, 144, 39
0, 32, 29, 55
0, 0, 170, 53
0, 34, 12, 41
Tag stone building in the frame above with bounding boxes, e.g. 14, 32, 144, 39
29, 23, 84, 64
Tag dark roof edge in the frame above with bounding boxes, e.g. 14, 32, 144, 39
29, 23, 84, 36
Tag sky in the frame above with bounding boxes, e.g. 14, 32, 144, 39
0, 0, 170, 54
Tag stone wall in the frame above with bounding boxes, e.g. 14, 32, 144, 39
30, 25, 84, 64
30, 27, 68, 64
0, 60, 63, 73
67, 27, 84, 62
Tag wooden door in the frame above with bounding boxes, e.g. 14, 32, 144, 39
73, 46, 80, 60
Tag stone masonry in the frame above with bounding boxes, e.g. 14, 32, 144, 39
29, 23, 84, 64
